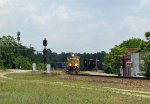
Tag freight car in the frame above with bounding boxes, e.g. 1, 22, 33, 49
82, 59, 101, 71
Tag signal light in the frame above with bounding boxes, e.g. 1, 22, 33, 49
43, 49, 47, 55
42, 38, 48, 64
17, 32, 20, 41
43, 38, 47, 47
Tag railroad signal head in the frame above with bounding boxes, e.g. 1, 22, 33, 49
43, 49, 47, 55
43, 38, 47, 46
17, 32, 20, 41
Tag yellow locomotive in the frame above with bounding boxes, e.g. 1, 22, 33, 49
66, 54, 80, 73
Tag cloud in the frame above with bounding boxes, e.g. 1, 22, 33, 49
79, 0, 139, 9
0, 0, 15, 16
25, 3, 114, 53
21, 4, 38, 13
30, 4, 92, 26
0, 0, 150, 53
122, 16, 150, 36
0, 0, 14, 8
0, 0, 125, 53
137, 0, 150, 9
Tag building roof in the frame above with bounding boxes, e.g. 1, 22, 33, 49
127, 48, 140, 53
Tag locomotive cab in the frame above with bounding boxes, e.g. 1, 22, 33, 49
66, 54, 80, 74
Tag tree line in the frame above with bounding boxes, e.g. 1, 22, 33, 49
0, 35, 106, 70
0, 33, 149, 77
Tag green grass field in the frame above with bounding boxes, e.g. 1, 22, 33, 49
0, 71, 150, 104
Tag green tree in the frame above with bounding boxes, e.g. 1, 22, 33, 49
0, 35, 36, 69
0, 36, 19, 68
145, 32, 150, 41
0, 60, 4, 69
141, 32, 150, 51
104, 46, 128, 74
120, 38, 145, 48
143, 53, 150, 77
15, 46, 35, 61
37, 63, 45, 70
14, 56, 32, 70
142, 32, 150, 77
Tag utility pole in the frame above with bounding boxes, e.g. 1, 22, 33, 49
95, 59, 98, 70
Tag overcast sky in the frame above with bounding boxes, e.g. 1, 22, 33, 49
0, 0, 150, 53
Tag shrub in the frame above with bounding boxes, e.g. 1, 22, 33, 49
14, 56, 32, 70
143, 53, 150, 77
37, 63, 45, 70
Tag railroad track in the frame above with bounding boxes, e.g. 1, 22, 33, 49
72, 73, 150, 80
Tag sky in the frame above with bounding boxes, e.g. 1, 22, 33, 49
0, 0, 150, 53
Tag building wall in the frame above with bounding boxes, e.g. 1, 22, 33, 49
131, 53, 140, 76
122, 55, 131, 77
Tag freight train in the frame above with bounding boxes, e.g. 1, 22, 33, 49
66, 54, 102, 73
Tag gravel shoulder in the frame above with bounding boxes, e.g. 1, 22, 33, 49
56, 72, 150, 89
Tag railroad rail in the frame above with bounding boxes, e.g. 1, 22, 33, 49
72, 73, 150, 80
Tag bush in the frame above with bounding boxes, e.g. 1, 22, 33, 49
37, 63, 45, 70
143, 53, 150, 77
0, 60, 4, 68
14, 56, 32, 70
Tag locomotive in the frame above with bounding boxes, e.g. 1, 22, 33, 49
66, 54, 80, 73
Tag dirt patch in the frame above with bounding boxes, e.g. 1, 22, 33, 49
0, 69, 32, 79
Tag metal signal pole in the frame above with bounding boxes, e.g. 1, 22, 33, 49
43, 38, 48, 70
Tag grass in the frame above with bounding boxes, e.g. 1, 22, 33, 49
0, 71, 150, 104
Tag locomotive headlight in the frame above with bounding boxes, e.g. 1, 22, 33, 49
75, 64, 78, 66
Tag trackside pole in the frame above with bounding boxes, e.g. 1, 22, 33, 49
46, 64, 51, 73
32, 63, 36, 71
